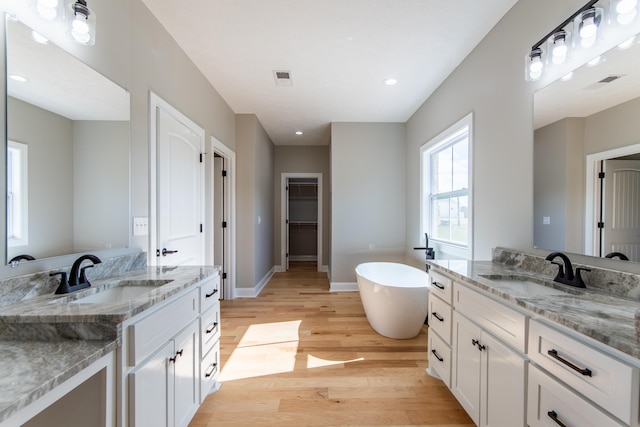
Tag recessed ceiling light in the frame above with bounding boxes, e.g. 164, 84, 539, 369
295, 131, 303, 135
384, 78, 398, 86
9, 75, 28, 82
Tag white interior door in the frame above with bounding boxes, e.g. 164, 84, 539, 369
285, 181, 290, 271
603, 159, 640, 261
156, 106, 204, 266
213, 155, 225, 296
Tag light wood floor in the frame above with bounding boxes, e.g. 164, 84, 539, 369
189, 262, 473, 427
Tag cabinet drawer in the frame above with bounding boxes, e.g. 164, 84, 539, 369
200, 339, 220, 404
128, 288, 198, 366
429, 270, 453, 304
199, 275, 220, 313
428, 331, 451, 388
200, 302, 221, 359
428, 293, 452, 345
528, 320, 637, 424
528, 364, 625, 427
453, 282, 526, 353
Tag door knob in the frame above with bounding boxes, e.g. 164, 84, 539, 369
161, 248, 178, 256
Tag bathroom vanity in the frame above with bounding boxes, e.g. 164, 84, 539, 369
427, 248, 640, 427
0, 255, 221, 427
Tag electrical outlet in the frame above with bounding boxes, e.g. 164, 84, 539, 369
133, 217, 148, 236
543, 216, 551, 225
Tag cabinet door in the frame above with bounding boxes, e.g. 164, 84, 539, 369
451, 312, 481, 425
481, 332, 526, 427
173, 320, 200, 427
129, 341, 174, 427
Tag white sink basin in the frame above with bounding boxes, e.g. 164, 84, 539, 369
479, 275, 573, 297
69, 285, 159, 304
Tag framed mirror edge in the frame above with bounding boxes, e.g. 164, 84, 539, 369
3, 13, 133, 271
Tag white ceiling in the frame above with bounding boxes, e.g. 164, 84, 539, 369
140, 0, 520, 145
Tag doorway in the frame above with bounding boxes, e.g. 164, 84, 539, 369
280, 173, 323, 272
212, 137, 236, 299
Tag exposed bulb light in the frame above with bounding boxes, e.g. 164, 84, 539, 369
528, 48, 544, 80
551, 31, 569, 64
618, 35, 636, 49
616, 0, 637, 14
579, 8, 599, 38
384, 78, 398, 86
66, 0, 96, 45
36, 0, 60, 20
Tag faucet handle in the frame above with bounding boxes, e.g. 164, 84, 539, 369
79, 265, 95, 285
550, 261, 565, 281
50, 271, 70, 294
572, 267, 591, 288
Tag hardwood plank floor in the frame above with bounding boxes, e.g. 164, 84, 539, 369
190, 262, 473, 427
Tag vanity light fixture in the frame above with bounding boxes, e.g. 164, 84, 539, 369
525, 0, 639, 81
65, 0, 96, 45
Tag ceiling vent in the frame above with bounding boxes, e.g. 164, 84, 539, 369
273, 70, 293, 86
584, 74, 624, 90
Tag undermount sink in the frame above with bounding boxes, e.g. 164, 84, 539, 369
55, 279, 172, 305
479, 274, 574, 297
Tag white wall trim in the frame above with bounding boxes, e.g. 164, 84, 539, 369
234, 267, 275, 298
280, 172, 323, 272
211, 137, 237, 300
329, 282, 358, 292
584, 142, 640, 256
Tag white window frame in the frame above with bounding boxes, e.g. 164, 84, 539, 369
7, 140, 29, 247
420, 113, 473, 259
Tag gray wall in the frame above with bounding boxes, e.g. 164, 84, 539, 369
534, 118, 585, 253
7, 97, 74, 259
273, 146, 331, 266
0, 0, 238, 276
330, 122, 406, 283
236, 114, 275, 288
405, 0, 591, 264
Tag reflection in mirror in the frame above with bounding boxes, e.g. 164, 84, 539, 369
534, 32, 640, 263
5, 16, 130, 264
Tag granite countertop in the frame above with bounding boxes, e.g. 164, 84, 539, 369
0, 265, 219, 424
428, 259, 640, 361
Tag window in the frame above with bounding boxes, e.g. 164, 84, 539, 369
420, 114, 472, 258
7, 141, 28, 247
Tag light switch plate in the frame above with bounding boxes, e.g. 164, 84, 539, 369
133, 217, 149, 236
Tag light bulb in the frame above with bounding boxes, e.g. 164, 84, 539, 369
616, 0, 637, 14
36, 0, 58, 20
72, 15, 89, 34
528, 50, 543, 80
616, 8, 637, 24
551, 32, 568, 64
580, 17, 598, 38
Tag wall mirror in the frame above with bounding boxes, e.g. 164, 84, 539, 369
5, 16, 130, 264
534, 31, 640, 263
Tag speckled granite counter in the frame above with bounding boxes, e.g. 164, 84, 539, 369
0, 261, 219, 423
428, 257, 640, 361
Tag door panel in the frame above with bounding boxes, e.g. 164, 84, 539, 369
157, 107, 204, 266
603, 159, 640, 261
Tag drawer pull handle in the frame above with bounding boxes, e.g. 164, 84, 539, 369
471, 339, 485, 351
547, 410, 567, 427
431, 349, 444, 362
431, 281, 445, 290
431, 312, 444, 322
547, 349, 592, 376
206, 322, 219, 334
205, 363, 218, 378
169, 348, 184, 363
205, 289, 219, 298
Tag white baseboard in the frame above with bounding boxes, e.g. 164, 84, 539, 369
234, 267, 275, 298
329, 282, 358, 292
320, 265, 329, 273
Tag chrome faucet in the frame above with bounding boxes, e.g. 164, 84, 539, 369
545, 251, 589, 288
51, 254, 102, 294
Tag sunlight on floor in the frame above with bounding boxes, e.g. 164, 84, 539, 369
219, 320, 366, 382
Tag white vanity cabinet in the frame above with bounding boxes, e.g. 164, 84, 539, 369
427, 270, 454, 386
123, 273, 222, 427
450, 281, 527, 427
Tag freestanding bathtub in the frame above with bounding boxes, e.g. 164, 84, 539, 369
355, 262, 429, 339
